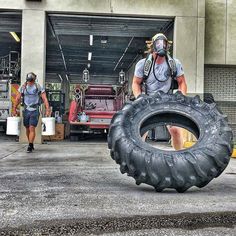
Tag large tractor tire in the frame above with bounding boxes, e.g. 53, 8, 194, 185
108, 91, 234, 192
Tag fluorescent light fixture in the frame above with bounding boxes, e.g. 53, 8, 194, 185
89, 35, 93, 46
9, 32, 20, 42
65, 74, 70, 82
57, 74, 63, 82
88, 52, 92, 61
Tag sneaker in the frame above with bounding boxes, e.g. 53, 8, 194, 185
29, 143, 34, 150
27, 145, 33, 153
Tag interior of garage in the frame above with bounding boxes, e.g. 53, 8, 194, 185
44, 14, 174, 141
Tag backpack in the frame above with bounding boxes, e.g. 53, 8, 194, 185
143, 53, 178, 93
21, 82, 42, 108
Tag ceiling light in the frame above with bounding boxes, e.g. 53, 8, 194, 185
9, 32, 20, 42
119, 69, 126, 85
83, 68, 89, 83
101, 36, 108, 44
88, 52, 92, 61
89, 35, 93, 46
87, 63, 91, 68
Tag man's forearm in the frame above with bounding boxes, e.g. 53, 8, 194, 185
177, 75, 187, 95
132, 82, 142, 98
41, 93, 50, 109
13, 98, 20, 110
43, 99, 50, 110
178, 83, 187, 95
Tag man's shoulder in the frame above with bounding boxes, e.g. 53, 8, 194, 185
137, 58, 146, 65
172, 57, 182, 65
135, 58, 146, 69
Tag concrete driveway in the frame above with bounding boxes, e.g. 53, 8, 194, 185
0, 135, 236, 235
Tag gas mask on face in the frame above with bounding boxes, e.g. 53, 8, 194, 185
26, 72, 36, 82
153, 38, 168, 57
152, 33, 169, 57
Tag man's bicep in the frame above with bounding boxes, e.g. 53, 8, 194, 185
133, 76, 143, 85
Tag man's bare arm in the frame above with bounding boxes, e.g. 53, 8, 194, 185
12, 91, 21, 115
41, 92, 50, 110
176, 75, 187, 95
132, 76, 143, 98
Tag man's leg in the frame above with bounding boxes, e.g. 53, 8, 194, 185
142, 132, 148, 142
26, 110, 39, 152
168, 126, 183, 150
28, 126, 36, 143
26, 128, 30, 141
23, 110, 30, 143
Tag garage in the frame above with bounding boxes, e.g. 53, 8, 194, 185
44, 14, 174, 141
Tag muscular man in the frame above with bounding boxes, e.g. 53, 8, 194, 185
132, 33, 187, 150
12, 72, 51, 153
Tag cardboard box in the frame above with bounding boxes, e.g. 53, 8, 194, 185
43, 123, 65, 141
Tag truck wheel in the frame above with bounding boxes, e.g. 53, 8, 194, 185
108, 91, 234, 192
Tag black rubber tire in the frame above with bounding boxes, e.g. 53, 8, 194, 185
108, 91, 234, 192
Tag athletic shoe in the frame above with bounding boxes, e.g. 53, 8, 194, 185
27, 145, 33, 153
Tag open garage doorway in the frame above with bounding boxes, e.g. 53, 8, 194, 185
0, 11, 21, 136
45, 14, 174, 141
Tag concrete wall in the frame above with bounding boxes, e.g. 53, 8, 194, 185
204, 65, 236, 140
205, 0, 236, 65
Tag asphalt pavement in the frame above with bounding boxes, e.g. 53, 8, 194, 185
0, 134, 236, 235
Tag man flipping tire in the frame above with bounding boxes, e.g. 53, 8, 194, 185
108, 33, 233, 192
132, 33, 187, 150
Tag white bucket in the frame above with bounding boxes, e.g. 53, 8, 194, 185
42, 117, 55, 136
6, 117, 21, 135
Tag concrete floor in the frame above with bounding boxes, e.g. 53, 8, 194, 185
0, 133, 236, 235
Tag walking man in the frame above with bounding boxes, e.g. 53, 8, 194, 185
12, 72, 51, 152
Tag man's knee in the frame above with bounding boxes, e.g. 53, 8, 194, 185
29, 126, 36, 132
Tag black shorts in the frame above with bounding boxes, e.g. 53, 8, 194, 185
23, 110, 39, 128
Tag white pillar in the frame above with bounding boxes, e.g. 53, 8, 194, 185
173, 16, 205, 95
20, 9, 46, 144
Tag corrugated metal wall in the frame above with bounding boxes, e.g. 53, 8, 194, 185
204, 66, 236, 141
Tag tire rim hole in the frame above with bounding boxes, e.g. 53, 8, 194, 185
140, 112, 200, 151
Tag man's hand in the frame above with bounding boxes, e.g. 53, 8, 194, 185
12, 109, 17, 117
45, 108, 51, 117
